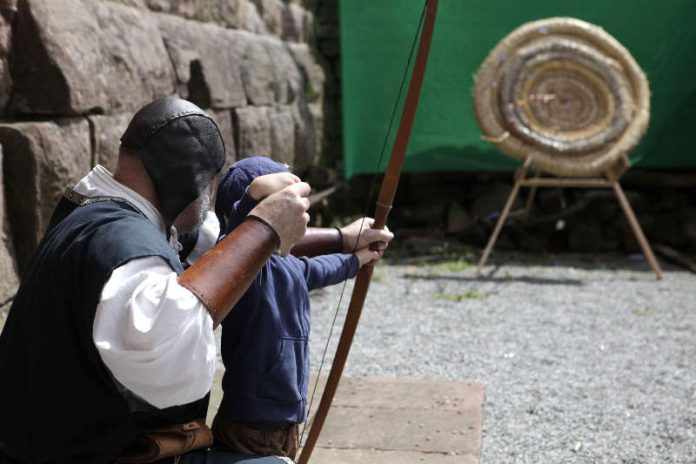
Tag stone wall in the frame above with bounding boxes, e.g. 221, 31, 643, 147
357, 171, 696, 258
0, 0, 328, 305
307, 0, 341, 167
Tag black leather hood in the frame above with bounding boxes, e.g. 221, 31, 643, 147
121, 97, 226, 225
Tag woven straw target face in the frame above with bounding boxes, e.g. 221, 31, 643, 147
474, 18, 650, 177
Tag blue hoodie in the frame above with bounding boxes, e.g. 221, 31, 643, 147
215, 157, 359, 424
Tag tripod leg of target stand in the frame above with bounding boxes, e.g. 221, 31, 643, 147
476, 169, 527, 277
607, 174, 664, 281
523, 172, 540, 219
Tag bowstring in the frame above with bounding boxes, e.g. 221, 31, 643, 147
301, 1, 428, 446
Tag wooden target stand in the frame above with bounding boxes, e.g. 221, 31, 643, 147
475, 154, 664, 280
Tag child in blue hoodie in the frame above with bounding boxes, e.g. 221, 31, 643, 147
211, 157, 392, 460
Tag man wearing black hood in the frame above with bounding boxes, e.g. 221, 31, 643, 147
0, 98, 314, 464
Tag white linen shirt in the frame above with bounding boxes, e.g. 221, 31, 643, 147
73, 165, 218, 409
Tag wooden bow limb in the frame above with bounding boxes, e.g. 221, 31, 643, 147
296, 1, 440, 462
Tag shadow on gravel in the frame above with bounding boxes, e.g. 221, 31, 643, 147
401, 273, 584, 286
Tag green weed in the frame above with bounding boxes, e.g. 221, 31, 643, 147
632, 306, 657, 317
432, 290, 486, 302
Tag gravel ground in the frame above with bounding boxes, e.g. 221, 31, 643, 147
307, 253, 696, 464
0, 253, 692, 463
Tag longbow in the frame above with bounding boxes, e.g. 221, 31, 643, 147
297, 1, 440, 462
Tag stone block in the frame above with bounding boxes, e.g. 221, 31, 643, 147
237, 0, 266, 34
264, 37, 303, 104
447, 201, 474, 234
0, 12, 11, 113
144, 0, 195, 16
240, 35, 276, 106
292, 102, 319, 169
400, 202, 446, 227
567, 220, 616, 253
250, 0, 282, 36
146, 0, 242, 29
88, 113, 132, 173
281, 3, 308, 42
0, 1, 14, 115
158, 10, 307, 109
0, 8, 11, 55
236, 104, 308, 166
234, 105, 318, 170
0, 146, 19, 305
302, 7, 314, 43
0, 59, 10, 114
0, 119, 91, 269
11, 0, 176, 115
241, 34, 302, 106
158, 14, 247, 109
0, 0, 18, 19
288, 43, 325, 104
196, 0, 242, 28
287, 45, 325, 168
209, 109, 236, 168
268, 105, 295, 166
470, 182, 520, 221
234, 106, 271, 158
314, 376, 484, 461
102, 0, 146, 8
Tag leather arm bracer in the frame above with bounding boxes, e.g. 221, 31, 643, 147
178, 217, 279, 327
290, 227, 343, 257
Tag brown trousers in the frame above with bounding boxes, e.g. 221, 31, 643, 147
211, 417, 300, 460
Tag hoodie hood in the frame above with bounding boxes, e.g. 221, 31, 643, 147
215, 156, 289, 234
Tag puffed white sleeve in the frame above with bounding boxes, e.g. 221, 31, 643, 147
184, 211, 220, 266
93, 256, 216, 409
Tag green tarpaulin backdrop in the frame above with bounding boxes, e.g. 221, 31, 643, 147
340, 0, 696, 178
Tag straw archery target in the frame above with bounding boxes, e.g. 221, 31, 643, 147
474, 17, 650, 177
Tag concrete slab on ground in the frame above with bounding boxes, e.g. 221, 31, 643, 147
311, 449, 478, 464
209, 371, 485, 463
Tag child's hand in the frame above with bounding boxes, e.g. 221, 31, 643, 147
340, 218, 394, 253
355, 247, 383, 267
248, 172, 301, 200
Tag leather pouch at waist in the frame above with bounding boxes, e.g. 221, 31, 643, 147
116, 419, 213, 464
